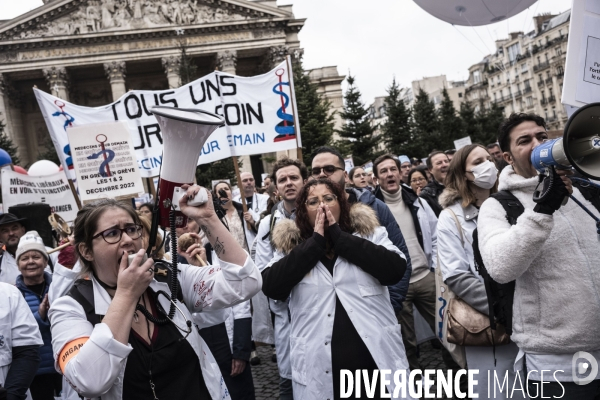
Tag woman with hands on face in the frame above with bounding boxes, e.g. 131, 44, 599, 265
261, 178, 414, 400
49, 185, 262, 400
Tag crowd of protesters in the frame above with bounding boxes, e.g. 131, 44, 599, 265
1, 111, 599, 400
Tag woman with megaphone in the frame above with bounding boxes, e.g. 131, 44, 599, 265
49, 184, 262, 400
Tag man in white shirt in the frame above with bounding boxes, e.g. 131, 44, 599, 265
233, 172, 269, 246
0, 214, 31, 285
479, 113, 600, 398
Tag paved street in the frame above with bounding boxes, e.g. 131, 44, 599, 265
251, 340, 450, 399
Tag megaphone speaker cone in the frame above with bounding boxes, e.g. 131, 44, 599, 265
152, 106, 225, 228
564, 102, 600, 180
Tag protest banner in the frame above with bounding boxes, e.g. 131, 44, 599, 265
67, 121, 145, 202
35, 59, 301, 179
1, 169, 79, 222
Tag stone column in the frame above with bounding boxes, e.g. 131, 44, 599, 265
217, 50, 237, 75
42, 66, 70, 101
104, 61, 127, 101
268, 45, 289, 69
161, 55, 181, 89
0, 74, 29, 165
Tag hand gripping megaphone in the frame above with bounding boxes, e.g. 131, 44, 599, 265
151, 106, 225, 229
531, 102, 600, 180
530, 103, 600, 234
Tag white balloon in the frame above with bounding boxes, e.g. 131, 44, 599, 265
413, 0, 538, 26
28, 160, 60, 176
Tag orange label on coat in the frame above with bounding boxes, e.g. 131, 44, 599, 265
58, 337, 89, 373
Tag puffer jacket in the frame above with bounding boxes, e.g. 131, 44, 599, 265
15, 272, 54, 375
348, 187, 412, 311
478, 166, 600, 354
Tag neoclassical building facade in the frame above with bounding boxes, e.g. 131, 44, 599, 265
0, 0, 344, 176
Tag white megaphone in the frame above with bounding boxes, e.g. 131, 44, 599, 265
151, 106, 225, 228
531, 102, 600, 180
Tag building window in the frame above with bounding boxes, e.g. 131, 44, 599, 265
556, 47, 562, 56
458, 92, 463, 98
526, 96, 533, 107
379, 105, 386, 117
473, 70, 481, 84
544, 109, 549, 119
552, 107, 556, 118
507, 43, 521, 63
541, 90, 545, 100
557, 65, 564, 75
538, 74, 543, 83
524, 79, 531, 89
521, 63, 528, 73
545, 53, 549, 63
559, 29, 563, 37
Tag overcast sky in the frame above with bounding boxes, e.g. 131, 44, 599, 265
4, 0, 569, 105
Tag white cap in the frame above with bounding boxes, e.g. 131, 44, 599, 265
16, 231, 48, 262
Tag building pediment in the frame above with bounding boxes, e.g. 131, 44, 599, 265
0, 0, 295, 41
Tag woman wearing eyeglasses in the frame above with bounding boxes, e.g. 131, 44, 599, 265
348, 167, 368, 189
261, 178, 413, 400
408, 167, 429, 196
48, 186, 262, 400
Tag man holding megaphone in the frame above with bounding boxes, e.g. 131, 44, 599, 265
477, 112, 600, 399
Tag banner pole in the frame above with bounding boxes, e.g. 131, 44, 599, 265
67, 179, 82, 210
285, 55, 303, 162
232, 156, 252, 230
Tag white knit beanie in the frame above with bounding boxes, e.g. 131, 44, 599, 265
16, 231, 48, 262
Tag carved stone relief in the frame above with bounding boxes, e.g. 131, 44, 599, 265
15, 0, 249, 39
104, 61, 126, 82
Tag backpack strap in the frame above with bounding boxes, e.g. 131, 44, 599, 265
490, 190, 525, 225
67, 279, 103, 326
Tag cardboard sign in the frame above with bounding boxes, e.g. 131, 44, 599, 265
453, 136, 472, 150
67, 121, 144, 202
1, 169, 79, 222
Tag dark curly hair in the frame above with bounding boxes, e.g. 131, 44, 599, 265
295, 178, 352, 240
497, 113, 546, 153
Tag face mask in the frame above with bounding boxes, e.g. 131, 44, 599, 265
468, 160, 498, 189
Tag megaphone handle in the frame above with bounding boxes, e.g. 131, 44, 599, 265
533, 172, 552, 203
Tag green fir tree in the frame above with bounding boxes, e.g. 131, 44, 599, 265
381, 78, 413, 156
292, 61, 335, 167
475, 100, 505, 145
38, 136, 61, 166
195, 157, 243, 189
459, 101, 481, 141
437, 88, 462, 150
0, 119, 20, 166
411, 88, 439, 158
337, 75, 379, 166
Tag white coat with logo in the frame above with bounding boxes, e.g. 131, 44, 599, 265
49, 254, 262, 400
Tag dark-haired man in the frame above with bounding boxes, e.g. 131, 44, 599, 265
310, 146, 413, 313
372, 154, 445, 372
486, 143, 503, 162
419, 151, 449, 216
254, 157, 308, 400
479, 113, 600, 397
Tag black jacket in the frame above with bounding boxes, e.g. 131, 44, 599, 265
419, 180, 444, 217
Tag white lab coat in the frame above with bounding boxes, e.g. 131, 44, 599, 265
266, 227, 414, 400
49, 254, 262, 400
254, 210, 291, 378
233, 192, 269, 246
0, 282, 43, 387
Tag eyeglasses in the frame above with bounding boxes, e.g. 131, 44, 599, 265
353, 173, 368, 178
92, 224, 143, 244
311, 165, 344, 177
410, 178, 427, 184
305, 194, 338, 210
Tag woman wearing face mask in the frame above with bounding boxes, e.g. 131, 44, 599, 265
437, 144, 520, 399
